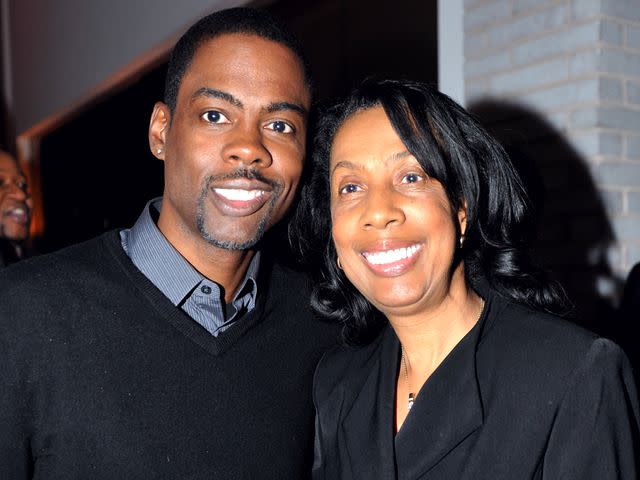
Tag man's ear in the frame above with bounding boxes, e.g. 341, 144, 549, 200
149, 102, 171, 160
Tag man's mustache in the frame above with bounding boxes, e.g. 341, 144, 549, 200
207, 168, 282, 191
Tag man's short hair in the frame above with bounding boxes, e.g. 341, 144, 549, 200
164, 7, 311, 113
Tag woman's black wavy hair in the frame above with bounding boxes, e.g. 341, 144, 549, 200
291, 78, 571, 345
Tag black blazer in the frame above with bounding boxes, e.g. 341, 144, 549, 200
313, 290, 640, 479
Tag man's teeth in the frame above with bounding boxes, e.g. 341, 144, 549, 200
363, 245, 421, 265
214, 189, 265, 201
10, 207, 25, 215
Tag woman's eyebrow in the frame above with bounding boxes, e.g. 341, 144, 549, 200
331, 160, 361, 175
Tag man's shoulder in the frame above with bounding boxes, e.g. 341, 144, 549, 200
0, 231, 122, 299
261, 258, 341, 345
263, 259, 313, 304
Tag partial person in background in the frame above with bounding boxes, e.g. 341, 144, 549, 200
620, 262, 640, 383
295, 78, 639, 479
0, 149, 31, 268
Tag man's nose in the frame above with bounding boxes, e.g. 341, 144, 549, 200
222, 126, 273, 168
5, 182, 28, 201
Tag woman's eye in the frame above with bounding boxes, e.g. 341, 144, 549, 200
339, 183, 361, 195
401, 173, 424, 184
201, 110, 230, 124
266, 120, 294, 134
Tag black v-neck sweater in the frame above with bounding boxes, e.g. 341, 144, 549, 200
0, 231, 338, 479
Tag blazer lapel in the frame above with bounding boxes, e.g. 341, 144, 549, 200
394, 306, 487, 479
341, 326, 399, 480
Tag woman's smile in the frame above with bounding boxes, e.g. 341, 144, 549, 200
360, 242, 423, 276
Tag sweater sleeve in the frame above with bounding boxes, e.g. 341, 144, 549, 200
542, 338, 640, 478
0, 312, 32, 478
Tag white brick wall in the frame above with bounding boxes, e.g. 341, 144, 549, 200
463, 0, 640, 318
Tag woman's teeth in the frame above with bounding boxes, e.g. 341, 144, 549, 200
362, 245, 421, 265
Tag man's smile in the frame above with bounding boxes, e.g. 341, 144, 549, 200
2, 204, 30, 224
213, 188, 266, 201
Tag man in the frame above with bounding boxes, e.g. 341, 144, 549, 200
0, 8, 336, 479
0, 149, 31, 268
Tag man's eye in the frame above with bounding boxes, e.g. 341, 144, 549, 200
201, 110, 230, 124
339, 183, 361, 195
401, 173, 424, 184
266, 121, 294, 134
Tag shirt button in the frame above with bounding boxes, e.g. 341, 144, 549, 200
201, 285, 212, 295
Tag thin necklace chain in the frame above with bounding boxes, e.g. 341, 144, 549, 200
401, 347, 415, 411
400, 298, 485, 412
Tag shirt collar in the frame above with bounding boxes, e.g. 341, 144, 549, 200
121, 197, 260, 307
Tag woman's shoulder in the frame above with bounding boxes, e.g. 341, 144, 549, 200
490, 294, 597, 345
482, 292, 632, 388
313, 329, 389, 402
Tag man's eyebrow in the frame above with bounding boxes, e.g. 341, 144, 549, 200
264, 101, 308, 116
191, 88, 243, 108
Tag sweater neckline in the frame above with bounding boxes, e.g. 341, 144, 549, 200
100, 230, 270, 357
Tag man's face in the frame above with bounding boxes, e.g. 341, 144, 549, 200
0, 152, 31, 242
151, 33, 310, 253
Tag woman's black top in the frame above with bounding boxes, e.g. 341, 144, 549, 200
313, 289, 640, 479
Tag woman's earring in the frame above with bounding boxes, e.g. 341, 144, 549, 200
337, 257, 343, 270
459, 234, 465, 248
156, 146, 163, 155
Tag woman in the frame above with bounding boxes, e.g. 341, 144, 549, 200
294, 79, 639, 479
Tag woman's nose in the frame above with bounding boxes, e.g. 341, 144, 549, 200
361, 188, 405, 230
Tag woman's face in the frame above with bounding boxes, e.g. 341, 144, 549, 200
329, 106, 466, 318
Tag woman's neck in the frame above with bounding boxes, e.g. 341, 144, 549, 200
391, 268, 484, 433
389, 268, 483, 385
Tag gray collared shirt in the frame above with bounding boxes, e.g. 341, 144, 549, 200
120, 198, 259, 336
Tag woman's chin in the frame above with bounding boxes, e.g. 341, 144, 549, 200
369, 293, 431, 318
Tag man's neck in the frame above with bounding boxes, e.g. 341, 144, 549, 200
157, 224, 257, 304
189, 242, 257, 303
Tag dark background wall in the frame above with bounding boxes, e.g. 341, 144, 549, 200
7, 0, 247, 136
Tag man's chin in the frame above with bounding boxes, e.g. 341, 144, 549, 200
204, 237, 260, 251
198, 225, 265, 251
1, 229, 28, 243
196, 200, 275, 251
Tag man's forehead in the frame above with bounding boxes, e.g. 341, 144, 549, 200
0, 153, 18, 170
0, 155, 24, 178
192, 32, 301, 64
183, 33, 309, 96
